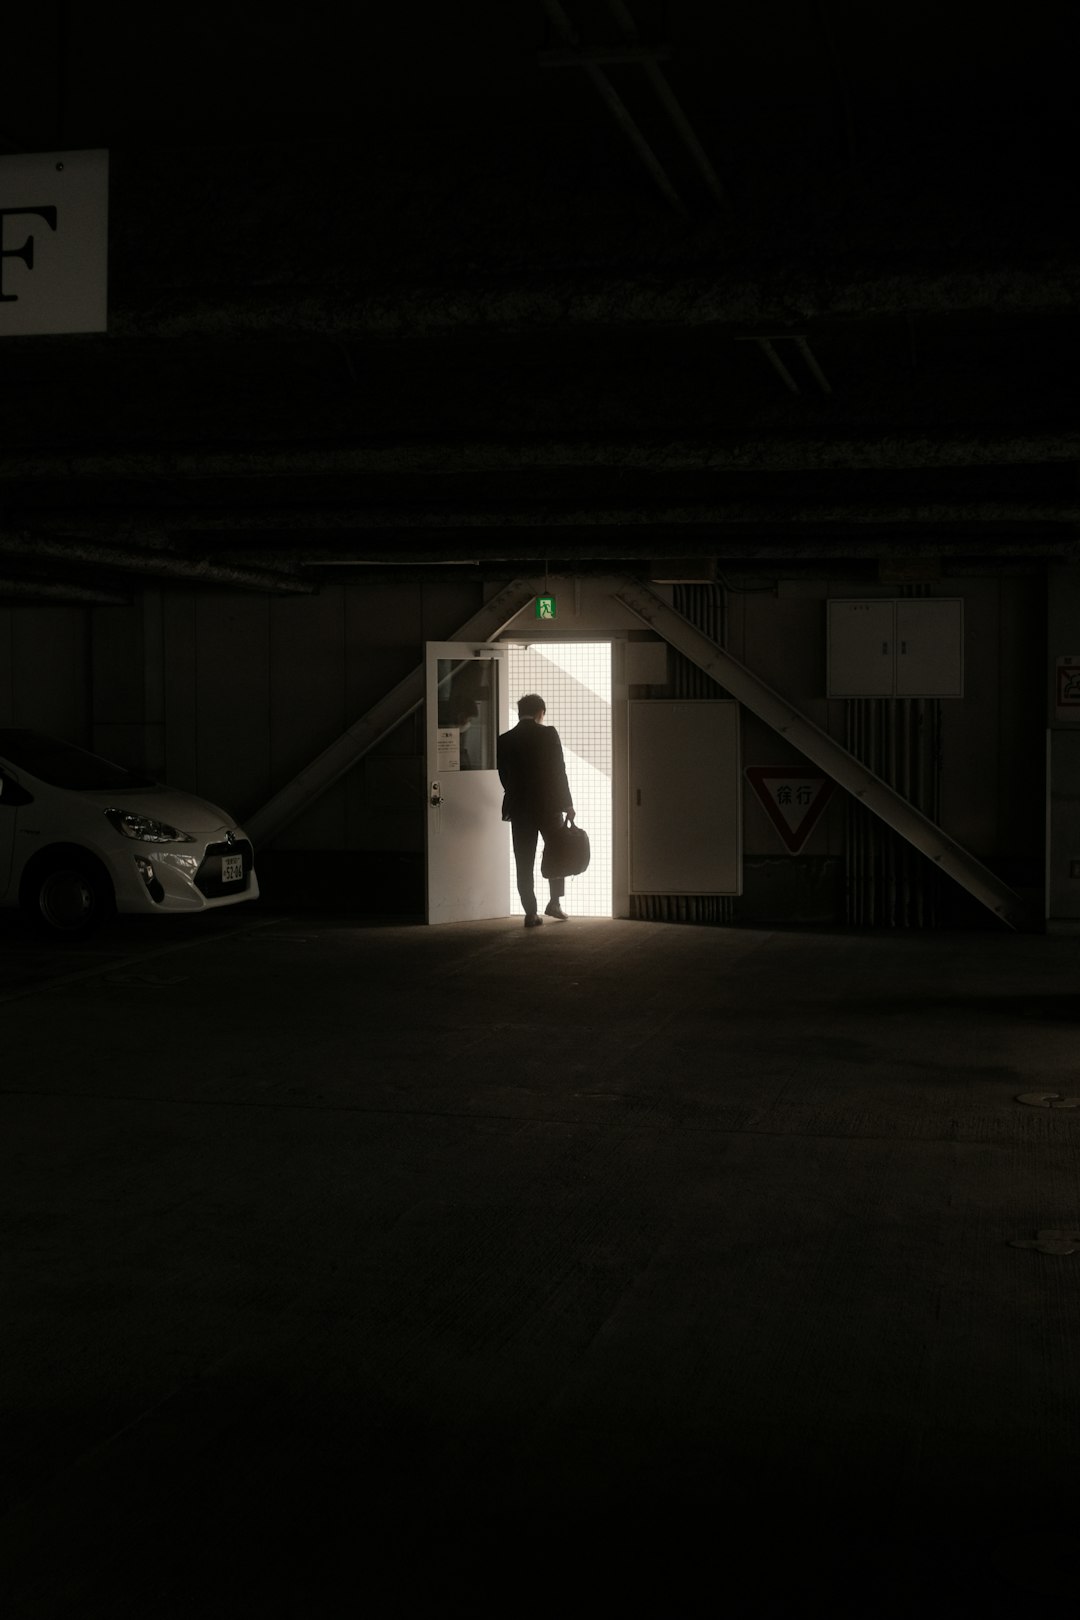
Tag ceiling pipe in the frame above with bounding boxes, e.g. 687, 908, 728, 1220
0, 431, 1075, 484
0, 532, 317, 594
0, 576, 131, 604
19, 501, 1080, 542
255, 536, 1079, 563
102, 500, 1080, 533
102, 263, 1080, 342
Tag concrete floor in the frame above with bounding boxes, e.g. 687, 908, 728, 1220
2, 905, 1079, 1617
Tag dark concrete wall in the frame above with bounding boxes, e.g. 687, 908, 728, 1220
0, 569, 1048, 922
154, 580, 486, 848
0, 606, 88, 742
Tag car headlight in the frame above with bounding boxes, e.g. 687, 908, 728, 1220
105, 809, 196, 843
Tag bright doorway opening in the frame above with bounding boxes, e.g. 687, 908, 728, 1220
504, 642, 612, 917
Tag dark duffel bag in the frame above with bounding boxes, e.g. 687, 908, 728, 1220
541, 815, 591, 880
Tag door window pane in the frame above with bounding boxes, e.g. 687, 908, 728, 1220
437, 657, 497, 771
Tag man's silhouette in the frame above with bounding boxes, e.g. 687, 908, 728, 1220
498, 693, 575, 927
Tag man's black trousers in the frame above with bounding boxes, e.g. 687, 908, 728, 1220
510, 815, 565, 916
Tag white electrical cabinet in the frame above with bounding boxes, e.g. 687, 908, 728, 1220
826, 601, 895, 696
827, 599, 964, 698
629, 701, 741, 894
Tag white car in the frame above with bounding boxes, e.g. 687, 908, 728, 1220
0, 729, 260, 938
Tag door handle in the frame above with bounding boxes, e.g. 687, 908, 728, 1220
430, 781, 443, 806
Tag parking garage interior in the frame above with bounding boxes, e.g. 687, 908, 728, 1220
3, 4, 1080, 1615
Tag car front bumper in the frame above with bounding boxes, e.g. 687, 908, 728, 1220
106, 831, 260, 914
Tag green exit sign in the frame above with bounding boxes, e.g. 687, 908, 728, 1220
535, 596, 556, 620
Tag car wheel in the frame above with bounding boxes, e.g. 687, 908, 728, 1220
24, 855, 116, 940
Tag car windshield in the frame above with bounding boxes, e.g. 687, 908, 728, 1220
0, 730, 157, 791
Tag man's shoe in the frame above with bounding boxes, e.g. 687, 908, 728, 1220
544, 901, 567, 921
524, 913, 543, 927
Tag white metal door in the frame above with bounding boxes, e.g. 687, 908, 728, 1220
425, 641, 509, 924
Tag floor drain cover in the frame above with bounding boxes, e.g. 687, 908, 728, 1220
1015, 1092, 1080, 1108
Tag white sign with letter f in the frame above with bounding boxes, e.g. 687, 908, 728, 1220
0, 149, 108, 336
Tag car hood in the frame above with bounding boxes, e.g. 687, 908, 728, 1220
80, 788, 239, 834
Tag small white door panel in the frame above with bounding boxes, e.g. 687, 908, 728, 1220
827, 600, 895, 697
425, 641, 509, 924
895, 598, 964, 697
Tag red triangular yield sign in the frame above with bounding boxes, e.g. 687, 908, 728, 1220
744, 768, 837, 853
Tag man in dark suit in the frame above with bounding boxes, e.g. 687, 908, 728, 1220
498, 693, 575, 927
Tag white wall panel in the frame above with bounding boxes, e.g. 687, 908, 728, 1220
630, 701, 740, 893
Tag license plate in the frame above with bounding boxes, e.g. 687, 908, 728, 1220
221, 854, 243, 883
